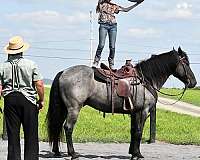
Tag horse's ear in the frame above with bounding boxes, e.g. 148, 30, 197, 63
173, 47, 175, 51
178, 46, 182, 54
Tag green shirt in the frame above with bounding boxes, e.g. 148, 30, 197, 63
0, 56, 43, 105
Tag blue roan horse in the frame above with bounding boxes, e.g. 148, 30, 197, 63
47, 47, 196, 159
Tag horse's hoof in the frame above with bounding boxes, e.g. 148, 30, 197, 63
70, 152, 79, 160
54, 152, 62, 158
71, 157, 79, 160
71, 153, 79, 160
131, 152, 144, 159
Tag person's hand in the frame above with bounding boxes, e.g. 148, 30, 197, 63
137, 0, 144, 4
37, 99, 44, 111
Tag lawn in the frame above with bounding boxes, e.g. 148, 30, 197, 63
0, 87, 200, 145
160, 88, 200, 107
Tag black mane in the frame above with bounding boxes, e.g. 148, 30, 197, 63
135, 50, 180, 86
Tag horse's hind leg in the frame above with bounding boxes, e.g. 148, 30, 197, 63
52, 139, 61, 157
64, 107, 80, 159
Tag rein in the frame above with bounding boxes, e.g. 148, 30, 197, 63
157, 84, 187, 105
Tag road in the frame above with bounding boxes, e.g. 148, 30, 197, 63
157, 97, 200, 117
0, 140, 200, 160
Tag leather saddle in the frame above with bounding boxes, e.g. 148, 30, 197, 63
93, 63, 140, 113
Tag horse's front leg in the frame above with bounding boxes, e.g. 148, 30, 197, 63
129, 111, 147, 159
64, 107, 80, 160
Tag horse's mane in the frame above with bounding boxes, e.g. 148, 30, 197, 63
135, 50, 182, 86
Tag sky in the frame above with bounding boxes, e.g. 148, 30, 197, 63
0, 0, 199, 88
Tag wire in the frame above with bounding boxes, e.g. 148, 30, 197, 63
0, 52, 199, 64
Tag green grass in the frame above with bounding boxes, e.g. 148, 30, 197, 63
0, 87, 200, 145
160, 88, 200, 106
72, 108, 200, 145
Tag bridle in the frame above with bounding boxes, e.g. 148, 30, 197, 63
139, 55, 189, 105
157, 56, 189, 105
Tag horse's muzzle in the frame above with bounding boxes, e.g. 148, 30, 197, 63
187, 79, 197, 88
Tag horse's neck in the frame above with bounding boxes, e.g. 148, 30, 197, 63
153, 75, 170, 90
138, 63, 173, 90
137, 52, 178, 90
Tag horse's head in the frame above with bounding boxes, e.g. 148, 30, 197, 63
172, 47, 197, 88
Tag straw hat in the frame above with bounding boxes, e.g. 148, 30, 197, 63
4, 36, 30, 54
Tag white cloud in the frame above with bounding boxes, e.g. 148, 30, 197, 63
140, 2, 193, 20
176, 2, 192, 9
165, 2, 192, 19
6, 10, 90, 27
127, 27, 161, 38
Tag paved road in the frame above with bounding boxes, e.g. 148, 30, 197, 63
157, 97, 200, 117
0, 140, 200, 160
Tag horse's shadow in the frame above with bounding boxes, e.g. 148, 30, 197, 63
39, 150, 68, 158
79, 154, 130, 159
39, 150, 130, 159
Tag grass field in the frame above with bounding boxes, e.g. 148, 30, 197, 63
160, 88, 200, 106
0, 87, 200, 145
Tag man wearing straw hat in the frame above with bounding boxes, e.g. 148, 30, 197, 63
0, 36, 44, 160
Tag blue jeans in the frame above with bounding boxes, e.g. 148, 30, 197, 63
94, 23, 117, 65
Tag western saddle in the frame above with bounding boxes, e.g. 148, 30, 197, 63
93, 62, 140, 114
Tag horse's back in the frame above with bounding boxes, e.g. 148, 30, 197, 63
59, 65, 93, 83
58, 65, 95, 103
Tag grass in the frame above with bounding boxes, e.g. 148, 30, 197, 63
0, 87, 200, 145
73, 108, 200, 145
160, 88, 200, 107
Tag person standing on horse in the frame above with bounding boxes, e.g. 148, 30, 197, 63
93, 0, 144, 69
0, 36, 44, 160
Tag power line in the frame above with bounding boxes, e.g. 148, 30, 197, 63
30, 39, 90, 44
0, 52, 200, 64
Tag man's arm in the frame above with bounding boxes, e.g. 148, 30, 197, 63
119, 0, 144, 12
34, 80, 44, 110
0, 85, 2, 98
0, 85, 3, 113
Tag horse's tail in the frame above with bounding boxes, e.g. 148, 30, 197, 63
47, 71, 67, 145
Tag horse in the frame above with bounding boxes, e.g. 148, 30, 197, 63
47, 47, 196, 159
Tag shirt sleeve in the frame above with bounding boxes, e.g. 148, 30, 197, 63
114, 4, 120, 14
32, 62, 43, 81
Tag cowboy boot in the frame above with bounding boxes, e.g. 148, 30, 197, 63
92, 57, 100, 68
108, 58, 114, 70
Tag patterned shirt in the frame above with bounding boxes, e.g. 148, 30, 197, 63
98, 2, 120, 24
0, 55, 43, 105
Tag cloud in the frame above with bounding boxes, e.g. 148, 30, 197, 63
165, 2, 192, 19
127, 27, 161, 38
140, 2, 193, 20
6, 10, 90, 28
176, 2, 192, 9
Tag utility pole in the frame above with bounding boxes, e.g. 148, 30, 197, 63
89, 10, 94, 66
